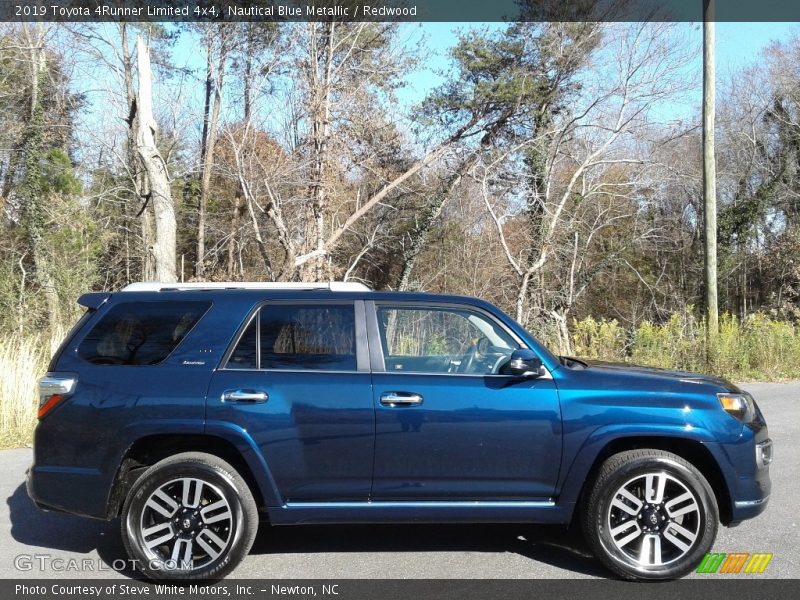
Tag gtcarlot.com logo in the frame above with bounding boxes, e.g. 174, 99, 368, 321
696, 552, 773, 574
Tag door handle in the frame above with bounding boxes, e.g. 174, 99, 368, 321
221, 389, 269, 403
380, 392, 424, 407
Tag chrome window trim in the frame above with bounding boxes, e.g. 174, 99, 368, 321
372, 368, 553, 380
215, 367, 548, 379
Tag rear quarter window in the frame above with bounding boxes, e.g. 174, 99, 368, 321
77, 301, 211, 366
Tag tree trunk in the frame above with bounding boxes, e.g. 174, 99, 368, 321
302, 22, 335, 281
703, 0, 719, 338
226, 192, 243, 278
120, 24, 153, 281
197, 31, 227, 279
1, 144, 20, 202
133, 35, 177, 283
232, 25, 256, 280
515, 272, 532, 323
551, 308, 573, 356
196, 36, 213, 279
243, 24, 255, 122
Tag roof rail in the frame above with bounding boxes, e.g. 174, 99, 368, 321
121, 282, 372, 292
120, 281, 371, 292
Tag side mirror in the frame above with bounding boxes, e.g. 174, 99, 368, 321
508, 349, 544, 378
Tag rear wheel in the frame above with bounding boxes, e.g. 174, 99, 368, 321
582, 449, 718, 580
121, 452, 258, 581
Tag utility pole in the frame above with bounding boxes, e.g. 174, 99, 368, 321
703, 0, 719, 342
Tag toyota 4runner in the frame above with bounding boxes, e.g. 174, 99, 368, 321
27, 282, 772, 580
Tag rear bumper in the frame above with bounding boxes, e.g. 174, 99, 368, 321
26, 464, 109, 520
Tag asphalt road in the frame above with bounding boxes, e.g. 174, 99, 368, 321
1, 382, 797, 580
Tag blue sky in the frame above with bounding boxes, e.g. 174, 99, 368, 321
396, 22, 800, 118
717, 22, 797, 72
162, 22, 799, 115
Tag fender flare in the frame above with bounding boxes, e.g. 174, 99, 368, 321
557, 422, 716, 511
110, 419, 283, 512
203, 420, 284, 507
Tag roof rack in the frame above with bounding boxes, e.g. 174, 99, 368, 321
121, 281, 372, 292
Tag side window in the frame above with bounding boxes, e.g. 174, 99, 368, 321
226, 304, 357, 371
78, 301, 211, 366
226, 317, 258, 370
376, 306, 519, 375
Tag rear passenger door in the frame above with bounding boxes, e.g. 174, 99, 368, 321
205, 300, 375, 503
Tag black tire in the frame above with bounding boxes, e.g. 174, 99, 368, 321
581, 449, 718, 581
121, 452, 258, 581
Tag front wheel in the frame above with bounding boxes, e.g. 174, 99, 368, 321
121, 452, 258, 581
582, 449, 718, 580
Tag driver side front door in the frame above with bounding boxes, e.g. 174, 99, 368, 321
368, 302, 562, 501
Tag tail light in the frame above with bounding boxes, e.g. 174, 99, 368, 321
38, 375, 77, 419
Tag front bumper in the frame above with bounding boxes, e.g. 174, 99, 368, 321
706, 421, 772, 524
729, 437, 772, 521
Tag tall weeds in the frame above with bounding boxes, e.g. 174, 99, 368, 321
575, 312, 800, 381
0, 334, 49, 447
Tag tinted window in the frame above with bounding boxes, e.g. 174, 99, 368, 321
226, 304, 356, 371
377, 306, 518, 375
78, 301, 211, 366
226, 317, 258, 370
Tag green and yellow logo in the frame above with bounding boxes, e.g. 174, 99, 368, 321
696, 552, 773, 574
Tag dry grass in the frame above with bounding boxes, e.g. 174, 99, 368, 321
573, 312, 800, 381
0, 332, 60, 448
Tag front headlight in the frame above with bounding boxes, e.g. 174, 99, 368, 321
717, 392, 756, 423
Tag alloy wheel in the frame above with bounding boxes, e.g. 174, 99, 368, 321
138, 477, 234, 571
606, 471, 702, 567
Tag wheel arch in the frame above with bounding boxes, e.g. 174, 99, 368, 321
106, 432, 275, 519
572, 435, 732, 525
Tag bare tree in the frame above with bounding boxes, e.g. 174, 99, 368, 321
196, 25, 231, 279
131, 35, 176, 282
18, 23, 61, 327
477, 23, 696, 331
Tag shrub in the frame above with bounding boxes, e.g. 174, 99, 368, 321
572, 311, 800, 381
572, 316, 627, 361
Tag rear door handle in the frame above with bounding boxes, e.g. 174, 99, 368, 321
380, 392, 424, 407
221, 389, 269, 403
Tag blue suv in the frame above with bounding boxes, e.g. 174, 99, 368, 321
27, 282, 772, 581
